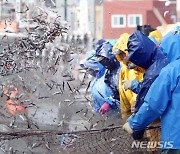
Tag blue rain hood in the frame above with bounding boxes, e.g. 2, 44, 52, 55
96, 41, 113, 58
127, 31, 169, 113
128, 30, 161, 69
95, 39, 106, 52
160, 25, 180, 62
96, 42, 120, 70
80, 56, 105, 78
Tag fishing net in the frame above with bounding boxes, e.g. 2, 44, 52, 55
0, 126, 161, 154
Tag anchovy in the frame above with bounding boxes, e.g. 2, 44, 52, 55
76, 108, 83, 114
16, 5, 29, 13
38, 96, 49, 99
66, 81, 73, 92
2, 34, 8, 40
67, 58, 74, 62
46, 83, 53, 90
58, 121, 64, 127
53, 91, 62, 95
54, 55, 60, 65
84, 96, 91, 102
31, 142, 42, 148
68, 101, 75, 106
83, 109, 88, 117
98, 90, 104, 98
62, 81, 65, 90
84, 126, 88, 130
85, 81, 91, 94
45, 142, 51, 151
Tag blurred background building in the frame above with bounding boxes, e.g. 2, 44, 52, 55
0, 0, 179, 41
103, 0, 177, 40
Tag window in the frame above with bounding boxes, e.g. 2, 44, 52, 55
111, 15, 126, 28
128, 14, 142, 27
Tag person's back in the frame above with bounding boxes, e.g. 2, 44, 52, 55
160, 26, 180, 62
159, 60, 180, 149
127, 59, 180, 150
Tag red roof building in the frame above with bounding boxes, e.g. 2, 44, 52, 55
103, 0, 176, 39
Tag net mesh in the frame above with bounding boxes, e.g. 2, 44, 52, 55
0, 126, 160, 154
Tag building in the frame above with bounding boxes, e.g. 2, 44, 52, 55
103, 0, 176, 39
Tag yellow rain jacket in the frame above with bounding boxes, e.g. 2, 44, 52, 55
113, 33, 144, 118
149, 30, 162, 44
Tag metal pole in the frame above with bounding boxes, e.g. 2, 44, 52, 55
27, 2, 30, 32
16, 0, 21, 32
0, 0, 2, 20
90, 0, 95, 38
64, 0, 67, 21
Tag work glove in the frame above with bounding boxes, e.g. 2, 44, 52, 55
123, 117, 145, 140
123, 122, 133, 134
132, 129, 145, 140
122, 80, 132, 91
99, 102, 110, 114
127, 63, 137, 69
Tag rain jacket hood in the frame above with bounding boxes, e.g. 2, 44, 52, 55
80, 57, 105, 78
160, 25, 180, 62
112, 33, 129, 63
149, 30, 162, 44
128, 30, 162, 69
128, 31, 169, 113
96, 41, 119, 70
95, 39, 106, 53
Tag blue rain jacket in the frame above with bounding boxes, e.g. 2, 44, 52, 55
127, 30, 169, 113
95, 41, 120, 102
80, 57, 120, 113
129, 59, 180, 149
160, 26, 180, 62
95, 39, 106, 53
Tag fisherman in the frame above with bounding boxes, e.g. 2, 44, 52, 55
112, 33, 144, 119
122, 30, 169, 140
80, 54, 120, 115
